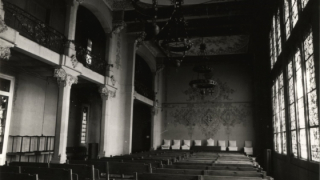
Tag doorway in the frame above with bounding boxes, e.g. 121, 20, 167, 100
131, 100, 152, 153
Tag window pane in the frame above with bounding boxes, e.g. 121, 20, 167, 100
304, 31, 314, 60
292, 0, 298, 28
299, 129, 308, 159
276, 10, 282, 55
282, 132, 287, 154
291, 130, 298, 157
288, 62, 293, 78
296, 69, 303, 99
295, 49, 301, 70
290, 104, 296, 130
278, 133, 282, 153
305, 57, 316, 92
310, 127, 320, 162
289, 78, 295, 104
0, 78, 11, 92
308, 90, 319, 126
298, 98, 306, 128
273, 16, 277, 58
0, 95, 9, 154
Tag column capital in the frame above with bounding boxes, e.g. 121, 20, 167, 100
135, 31, 147, 48
99, 85, 116, 100
0, 46, 10, 60
112, 21, 126, 34
54, 68, 78, 87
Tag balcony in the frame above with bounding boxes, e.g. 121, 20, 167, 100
135, 80, 155, 101
3, 1, 67, 54
74, 43, 107, 76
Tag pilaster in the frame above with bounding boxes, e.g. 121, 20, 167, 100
64, 1, 79, 57
98, 85, 116, 157
51, 67, 79, 163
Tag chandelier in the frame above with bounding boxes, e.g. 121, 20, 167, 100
158, 0, 192, 66
189, 38, 217, 95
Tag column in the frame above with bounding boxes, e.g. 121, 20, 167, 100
122, 34, 138, 154
98, 85, 116, 157
64, 1, 79, 56
51, 68, 78, 163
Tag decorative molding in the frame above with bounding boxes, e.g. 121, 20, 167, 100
54, 68, 78, 87
0, 47, 11, 60
99, 85, 116, 100
168, 103, 251, 138
115, 33, 121, 69
70, 55, 79, 68
112, 21, 126, 34
135, 31, 147, 48
110, 75, 116, 86
0, 15, 8, 33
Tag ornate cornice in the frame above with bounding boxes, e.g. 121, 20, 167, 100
54, 68, 78, 87
99, 85, 116, 100
135, 31, 147, 48
0, 47, 11, 60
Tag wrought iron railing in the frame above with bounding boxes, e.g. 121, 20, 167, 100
74, 43, 107, 76
3, 1, 67, 54
135, 80, 155, 100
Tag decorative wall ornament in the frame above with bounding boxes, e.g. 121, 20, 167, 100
110, 75, 116, 86
115, 33, 121, 69
184, 78, 235, 102
112, 21, 126, 34
70, 55, 79, 68
0, 47, 11, 60
99, 85, 116, 99
168, 103, 251, 138
167, 35, 249, 56
0, 15, 8, 33
54, 68, 78, 87
135, 31, 147, 48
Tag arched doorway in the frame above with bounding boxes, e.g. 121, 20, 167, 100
131, 55, 154, 153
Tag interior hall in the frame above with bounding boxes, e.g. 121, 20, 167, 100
0, 0, 319, 180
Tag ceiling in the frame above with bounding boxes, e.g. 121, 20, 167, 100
122, 0, 266, 65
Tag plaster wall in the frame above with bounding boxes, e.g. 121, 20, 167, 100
162, 60, 254, 150
9, 73, 58, 136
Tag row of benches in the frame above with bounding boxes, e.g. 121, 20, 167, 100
0, 150, 273, 180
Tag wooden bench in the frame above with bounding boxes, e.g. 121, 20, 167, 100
162, 164, 259, 171
50, 163, 95, 180
107, 162, 151, 179
20, 167, 74, 180
152, 168, 264, 178
68, 160, 107, 179
0, 172, 38, 180
138, 173, 269, 180
9, 162, 49, 168
0, 166, 21, 173
138, 173, 201, 180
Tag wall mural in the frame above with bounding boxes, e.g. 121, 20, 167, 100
166, 103, 252, 139
184, 78, 235, 102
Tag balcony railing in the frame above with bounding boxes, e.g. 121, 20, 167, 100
135, 81, 155, 100
74, 43, 107, 76
3, 1, 67, 54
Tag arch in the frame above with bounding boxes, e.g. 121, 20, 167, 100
136, 46, 157, 73
80, 0, 112, 33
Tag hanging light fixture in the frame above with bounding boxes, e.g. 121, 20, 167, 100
189, 38, 217, 95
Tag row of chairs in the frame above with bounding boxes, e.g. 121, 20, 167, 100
161, 139, 253, 155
